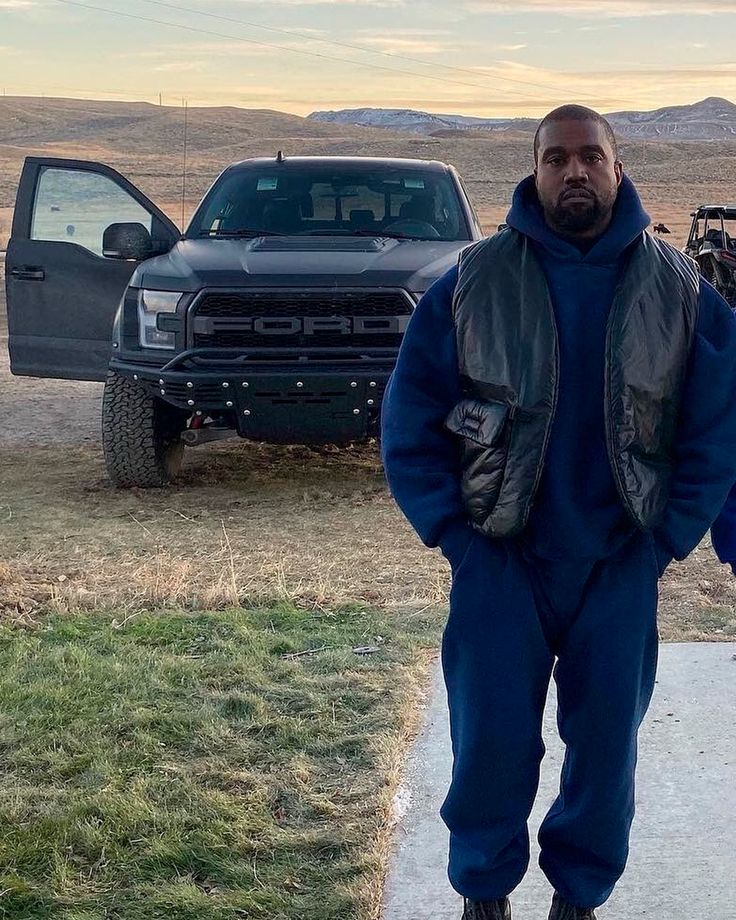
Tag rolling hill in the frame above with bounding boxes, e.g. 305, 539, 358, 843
2, 94, 736, 248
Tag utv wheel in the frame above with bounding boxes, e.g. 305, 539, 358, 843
701, 256, 720, 289
102, 370, 188, 488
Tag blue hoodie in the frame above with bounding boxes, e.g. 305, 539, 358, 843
381, 173, 736, 567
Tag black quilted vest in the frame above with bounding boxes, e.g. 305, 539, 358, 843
446, 228, 700, 538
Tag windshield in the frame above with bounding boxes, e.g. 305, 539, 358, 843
187, 163, 471, 241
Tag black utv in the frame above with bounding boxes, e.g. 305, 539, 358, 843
6, 155, 483, 487
684, 204, 736, 307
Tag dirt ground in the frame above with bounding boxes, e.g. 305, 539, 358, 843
2, 255, 736, 642
2, 97, 736, 639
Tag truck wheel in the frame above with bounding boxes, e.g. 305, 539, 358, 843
102, 370, 188, 488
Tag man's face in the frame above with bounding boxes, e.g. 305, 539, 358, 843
534, 119, 623, 238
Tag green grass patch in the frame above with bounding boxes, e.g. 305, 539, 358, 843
0, 603, 443, 919
691, 604, 736, 635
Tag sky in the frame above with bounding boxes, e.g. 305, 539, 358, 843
1, 0, 736, 117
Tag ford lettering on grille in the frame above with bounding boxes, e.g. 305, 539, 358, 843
193, 315, 410, 336
190, 289, 414, 350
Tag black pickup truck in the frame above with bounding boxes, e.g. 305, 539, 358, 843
5, 154, 483, 486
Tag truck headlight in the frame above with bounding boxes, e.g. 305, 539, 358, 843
137, 290, 182, 349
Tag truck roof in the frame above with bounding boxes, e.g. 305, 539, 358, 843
225, 155, 452, 172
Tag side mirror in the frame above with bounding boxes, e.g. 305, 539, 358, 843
102, 222, 153, 261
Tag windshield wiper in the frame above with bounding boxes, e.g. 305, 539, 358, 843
197, 228, 281, 238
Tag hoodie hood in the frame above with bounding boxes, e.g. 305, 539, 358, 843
505, 173, 651, 266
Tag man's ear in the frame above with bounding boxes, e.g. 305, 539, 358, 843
614, 160, 624, 185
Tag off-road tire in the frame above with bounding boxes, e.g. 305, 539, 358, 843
102, 370, 188, 488
724, 282, 736, 310
700, 257, 736, 308
700, 256, 723, 293
700, 255, 720, 289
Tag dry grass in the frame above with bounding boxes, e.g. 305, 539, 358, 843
0, 441, 449, 624
0, 207, 10, 250
0, 442, 734, 642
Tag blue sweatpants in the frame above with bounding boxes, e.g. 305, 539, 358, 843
440, 528, 661, 909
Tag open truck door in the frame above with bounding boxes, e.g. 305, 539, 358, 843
5, 157, 180, 381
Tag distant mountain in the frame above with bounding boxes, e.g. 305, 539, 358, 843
309, 97, 736, 140
308, 107, 535, 135
607, 96, 736, 139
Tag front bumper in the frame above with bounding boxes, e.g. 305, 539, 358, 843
109, 351, 393, 443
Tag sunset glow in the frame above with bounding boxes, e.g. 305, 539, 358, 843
1, 0, 735, 117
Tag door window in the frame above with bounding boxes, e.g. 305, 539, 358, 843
31, 167, 153, 256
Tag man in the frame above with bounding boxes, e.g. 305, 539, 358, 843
380, 105, 736, 920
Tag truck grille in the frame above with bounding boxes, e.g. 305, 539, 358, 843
191, 289, 413, 351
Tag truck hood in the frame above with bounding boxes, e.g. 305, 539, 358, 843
132, 235, 470, 295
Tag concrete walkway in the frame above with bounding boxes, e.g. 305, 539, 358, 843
382, 643, 736, 919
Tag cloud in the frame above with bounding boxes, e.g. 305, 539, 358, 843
153, 60, 209, 72
581, 63, 736, 79
0, 0, 36, 7
117, 40, 302, 60
229, 0, 403, 5
472, 58, 736, 82
331, 56, 732, 117
350, 33, 452, 55
202, 84, 293, 103
465, 0, 736, 15
493, 43, 528, 50
362, 38, 445, 53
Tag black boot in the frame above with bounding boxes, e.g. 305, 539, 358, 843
547, 891, 597, 919
462, 896, 511, 919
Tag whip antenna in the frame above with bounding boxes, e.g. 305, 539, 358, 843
181, 98, 188, 229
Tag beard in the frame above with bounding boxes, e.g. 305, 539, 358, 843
542, 187, 616, 236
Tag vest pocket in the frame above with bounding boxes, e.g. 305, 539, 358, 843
445, 397, 509, 445
445, 397, 513, 528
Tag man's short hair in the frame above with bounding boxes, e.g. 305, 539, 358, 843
533, 105, 618, 163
